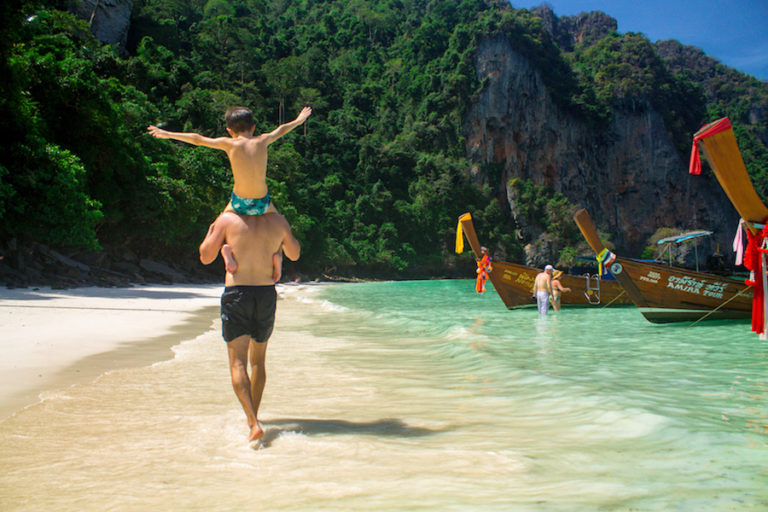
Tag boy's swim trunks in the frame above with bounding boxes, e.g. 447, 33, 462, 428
231, 191, 271, 215
220, 285, 276, 343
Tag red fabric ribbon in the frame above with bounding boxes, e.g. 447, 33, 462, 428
689, 117, 732, 175
743, 225, 768, 334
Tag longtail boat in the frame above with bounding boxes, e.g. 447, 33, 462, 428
573, 208, 751, 323
456, 212, 632, 309
690, 116, 768, 336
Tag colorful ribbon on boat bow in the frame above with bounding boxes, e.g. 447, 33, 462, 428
475, 252, 492, 294
689, 117, 732, 175
596, 248, 616, 276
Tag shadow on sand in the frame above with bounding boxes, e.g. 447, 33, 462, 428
260, 417, 448, 447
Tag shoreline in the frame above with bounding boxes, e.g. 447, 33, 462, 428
0, 284, 225, 420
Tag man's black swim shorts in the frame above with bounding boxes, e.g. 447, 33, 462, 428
220, 285, 276, 343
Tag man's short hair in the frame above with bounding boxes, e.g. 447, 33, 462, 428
225, 107, 254, 133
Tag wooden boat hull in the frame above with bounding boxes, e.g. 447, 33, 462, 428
458, 213, 632, 309
482, 259, 631, 309
605, 256, 750, 323
574, 208, 751, 323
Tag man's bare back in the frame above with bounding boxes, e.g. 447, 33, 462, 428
200, 211, 300, 286
533, 272, 552, 293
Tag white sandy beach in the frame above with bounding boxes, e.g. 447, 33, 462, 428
0, 284, 224, 419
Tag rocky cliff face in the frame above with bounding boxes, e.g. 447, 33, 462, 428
531, 6, 616, 51
70, 0, 133, 50
464, 34, 739, 262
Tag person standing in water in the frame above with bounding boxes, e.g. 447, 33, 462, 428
199, 210, 300, 445
532, 265, 554, 315
549, 269, 571, 312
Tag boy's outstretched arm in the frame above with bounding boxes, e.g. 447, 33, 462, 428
147, 125, 232, 151
262, 106, 312, 144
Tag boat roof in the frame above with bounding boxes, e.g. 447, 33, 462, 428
656, 230, 713, 245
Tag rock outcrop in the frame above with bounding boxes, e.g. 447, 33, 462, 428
531, 6, 616, 51
464, 34, 738, 259
70, 0, 133, 49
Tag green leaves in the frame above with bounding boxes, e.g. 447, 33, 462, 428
4, 0, 765, 277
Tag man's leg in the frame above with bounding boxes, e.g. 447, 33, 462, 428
226, 334, 258, 437
248, 339, 269, 440
537, 291, 549, 315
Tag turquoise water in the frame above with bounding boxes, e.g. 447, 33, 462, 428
1, 280, 766, 510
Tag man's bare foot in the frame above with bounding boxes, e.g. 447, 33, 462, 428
272, 251, 283, 283
221, 244, 238, 274
248, 421, 264, 443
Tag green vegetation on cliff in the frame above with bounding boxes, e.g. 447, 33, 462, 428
1, 0, 767, 279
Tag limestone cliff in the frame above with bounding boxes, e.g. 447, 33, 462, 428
69, 0, 133, 50
464, 34, 738, 262
531, 6, 616, 51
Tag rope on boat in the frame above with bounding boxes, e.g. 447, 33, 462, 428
600, 290, 626, 309
687, 285, 752, 328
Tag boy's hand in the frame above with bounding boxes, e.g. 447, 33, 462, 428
296, 106, 312, 123
147, 125, 170, 138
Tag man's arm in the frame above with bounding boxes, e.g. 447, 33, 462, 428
261, 106, 312, 145
199, 214, 230, 264
147, 125, 232, 151
279, 218, 301, 261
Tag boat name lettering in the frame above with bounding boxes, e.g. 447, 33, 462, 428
639, 271, 661, 284
515, 273, 534, 285
666, 275, 705, 295
702, 282, 726, 299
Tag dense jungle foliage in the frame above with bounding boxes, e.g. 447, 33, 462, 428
1, 0, 767, 278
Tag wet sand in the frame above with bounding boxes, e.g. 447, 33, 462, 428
0, 284, 223, 419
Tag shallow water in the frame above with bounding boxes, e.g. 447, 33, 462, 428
1, 280, 766, 510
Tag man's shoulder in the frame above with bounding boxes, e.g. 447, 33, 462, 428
265, 212, 289, 227
218, 211, 246, 226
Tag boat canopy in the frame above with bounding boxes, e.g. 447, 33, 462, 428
656, 230, 713, 245
656, 230, 713, 271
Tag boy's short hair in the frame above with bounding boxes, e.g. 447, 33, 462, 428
225, 107, 254, 133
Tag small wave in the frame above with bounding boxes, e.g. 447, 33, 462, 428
304, 298, 349, 313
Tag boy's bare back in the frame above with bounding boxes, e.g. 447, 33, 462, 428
225, 135, 270, 199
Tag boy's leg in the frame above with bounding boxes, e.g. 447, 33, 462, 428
272, 251, 283, 283
221, 244, 238, 274
226, 335, 258, 436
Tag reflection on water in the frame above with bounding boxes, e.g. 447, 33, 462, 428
0, 280, 766, 511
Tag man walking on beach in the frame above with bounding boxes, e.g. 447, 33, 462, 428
199, 211, 300, 444
533, 265, 554, 315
